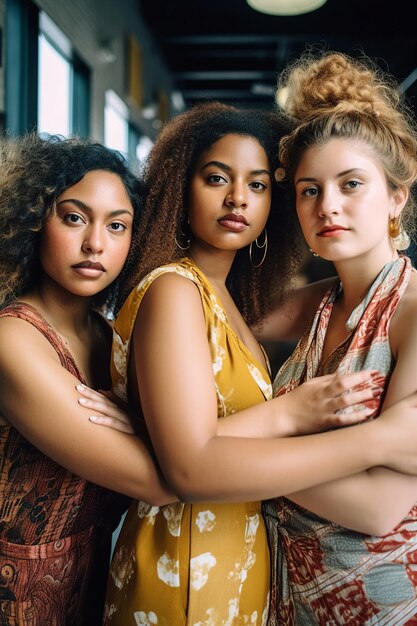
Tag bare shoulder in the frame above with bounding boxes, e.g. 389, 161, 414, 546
259, 276, 337, 342
140, 269, 203, 311
0, 315, 59, 367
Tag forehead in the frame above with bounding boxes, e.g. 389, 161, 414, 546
55, 170, 134, 213
58, 170, 125, 197
199, 133, 268, 164
297, 138, 384, 176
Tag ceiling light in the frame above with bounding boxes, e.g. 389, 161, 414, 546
246, 0, 327, 16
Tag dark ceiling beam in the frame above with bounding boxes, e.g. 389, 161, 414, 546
177, 70, 277, 80
164, 34, 311, 45
181, 89, 270, 99
168, 48, 276, 59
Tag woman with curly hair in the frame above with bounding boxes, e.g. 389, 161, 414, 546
98, 101, 417, 625
261, 51, 417, 624
0, 133, 177, 626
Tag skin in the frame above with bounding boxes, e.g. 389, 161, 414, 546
0, 170, 173, 503
265, 138, 417, 535
94, 133, 417, 505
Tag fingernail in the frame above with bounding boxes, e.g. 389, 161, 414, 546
89, 416, 98, 422
76, 384, 85, 391
79, 398, 87, 405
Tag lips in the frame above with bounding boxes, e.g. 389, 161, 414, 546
218, 213, 248, 225
317, 224, 349, 236
218, 213, 248, 231
72, 261, 105, 271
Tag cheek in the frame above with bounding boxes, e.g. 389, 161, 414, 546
107, 237, 132, 276
39, 227, 71, 267
255, 193, 272, 226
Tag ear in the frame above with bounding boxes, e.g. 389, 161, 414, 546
389, 185, 408, 219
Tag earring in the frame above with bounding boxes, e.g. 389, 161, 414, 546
389, 216, 401, 239
309, 247, 320, 258
249, 229, 268, 268
389, 217, 410, 251
175, 214, 191, 251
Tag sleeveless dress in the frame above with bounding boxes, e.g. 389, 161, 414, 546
104, 258, 271, 625
0, 302, 126, 626
263, 257, 417, 626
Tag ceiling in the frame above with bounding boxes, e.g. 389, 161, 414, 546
138, 0, 417, 115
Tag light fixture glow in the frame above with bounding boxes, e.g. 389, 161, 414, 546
246, 0, 327, 16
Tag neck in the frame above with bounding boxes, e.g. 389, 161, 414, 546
188, 245, 236, 287
23, 277, 93, 336
334, 246, 399, 313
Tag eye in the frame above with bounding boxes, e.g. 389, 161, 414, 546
64, 213, 85, 225
207, 174, 227, 185
344, 179, 362, 190
108, 222, 127, 233
301, 186, 318, 198
250, 181, 267, 191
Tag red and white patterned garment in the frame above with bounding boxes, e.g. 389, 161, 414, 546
0, 303, 126, 626
264, 257, 417, 626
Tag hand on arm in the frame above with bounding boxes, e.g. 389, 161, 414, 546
0, 317, 175, 505
218, 369, 381, 438
128, 272, 417, 503
77, 385, 136, 434
285, 289, 417, 535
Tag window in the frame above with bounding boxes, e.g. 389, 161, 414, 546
38, 11, 90, 137
38, 32, 71, 136
104, 90, 129, 154
105, 90, 153, 166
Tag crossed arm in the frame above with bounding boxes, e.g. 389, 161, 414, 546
284, 284, 417, 536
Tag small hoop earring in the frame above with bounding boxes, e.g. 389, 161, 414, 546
175, 214, 191, 251
309, 247, 319, 258
389, 216, 401, 239
389, 217, 410, 250
249, 229, 268, 268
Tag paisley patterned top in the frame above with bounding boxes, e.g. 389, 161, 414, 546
0, 302, 126, 626
263, 257, 417, 626
105, 258, 272, 626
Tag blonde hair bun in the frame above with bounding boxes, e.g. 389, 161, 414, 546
279, 52, 399, 123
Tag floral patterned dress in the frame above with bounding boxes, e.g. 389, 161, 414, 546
264, 257, 417, 626
105, 258, 271, 626
0, 302, 126, 626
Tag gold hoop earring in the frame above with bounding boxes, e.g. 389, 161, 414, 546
249, 229, 268, 268
175, 214, 191, 251
389, 216, 401, 239
389, 217, 410, 251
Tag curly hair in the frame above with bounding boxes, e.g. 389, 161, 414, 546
0, 133, 143, 310
118, 101, 303, 325
276, 51, 417, 246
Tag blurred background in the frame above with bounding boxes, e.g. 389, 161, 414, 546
0, 0, 416, 367
1, 0, 415, 159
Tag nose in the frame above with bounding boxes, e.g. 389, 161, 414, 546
318, 186, 341, 218
81, 224, 104, 255
225, 180, 248, 209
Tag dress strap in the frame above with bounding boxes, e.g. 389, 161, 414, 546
0, 301, 86, 384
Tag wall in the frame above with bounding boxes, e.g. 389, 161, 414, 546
31, 0, 173, 140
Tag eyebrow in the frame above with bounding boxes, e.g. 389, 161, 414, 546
295, 168, 366, 185
56, 198, 134, 217
201, 160, 271, 177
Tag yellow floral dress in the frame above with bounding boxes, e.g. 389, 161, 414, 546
104, 258, 271, 626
